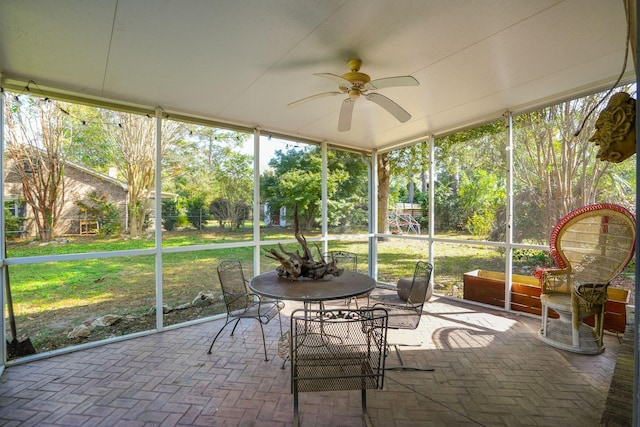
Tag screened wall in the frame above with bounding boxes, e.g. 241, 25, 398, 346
2, 83, 636, 361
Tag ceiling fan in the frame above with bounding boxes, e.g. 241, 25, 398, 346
288, 59, 419, 132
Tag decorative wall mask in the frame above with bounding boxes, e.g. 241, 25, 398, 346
589, 92, 636, 163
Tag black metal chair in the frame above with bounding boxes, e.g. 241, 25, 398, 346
366, 260, 434, 370
323, 251, 362, 307
290, 307, 388, 427
324, 250, 358, 271
207, 259, 284, 361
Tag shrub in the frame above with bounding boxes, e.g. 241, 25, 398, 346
162, 199, 179, 231
75, 191, 121, 237
186, 196, 209, 230
4, 206, 23, 239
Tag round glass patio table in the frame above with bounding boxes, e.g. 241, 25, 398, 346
249, 270, 375, 302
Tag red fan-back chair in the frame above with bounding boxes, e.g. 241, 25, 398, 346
536, 203, 635, 354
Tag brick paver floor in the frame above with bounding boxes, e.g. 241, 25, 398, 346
0, 296, 621, 426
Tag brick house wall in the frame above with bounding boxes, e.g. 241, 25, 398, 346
4, 159, 128, 237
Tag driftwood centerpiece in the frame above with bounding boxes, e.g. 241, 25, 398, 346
264, 205, 343, 280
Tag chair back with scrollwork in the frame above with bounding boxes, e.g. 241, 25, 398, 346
290, 307, 388, 426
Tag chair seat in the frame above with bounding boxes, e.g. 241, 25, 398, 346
294, 359, 378, 393
236, 300, 283, 320
368, 287, 406, 306
539, 293, 571, 312
540, 293, 603, 316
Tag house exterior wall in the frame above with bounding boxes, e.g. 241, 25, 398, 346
4, 160, 128, 237
61, 165, 128, 235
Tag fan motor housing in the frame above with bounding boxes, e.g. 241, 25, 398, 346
341, 71, 370, 84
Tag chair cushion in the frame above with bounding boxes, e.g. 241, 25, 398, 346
397, 278, 412, 301
397, 278, 433, 302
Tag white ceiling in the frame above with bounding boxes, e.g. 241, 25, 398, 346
0, 0, 633, 152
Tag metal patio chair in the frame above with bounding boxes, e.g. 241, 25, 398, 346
365, 260, 434, 370
537, 203, 635, 354
290, 307, 388, 427
207, 259, 284, 361
323, 251, 363, 307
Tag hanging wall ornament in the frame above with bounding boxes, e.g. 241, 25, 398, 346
589, 92, 636, 163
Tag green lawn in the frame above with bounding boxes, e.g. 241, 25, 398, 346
5, 227, 548, 358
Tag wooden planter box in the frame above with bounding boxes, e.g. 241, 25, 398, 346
462, 269, 629, 333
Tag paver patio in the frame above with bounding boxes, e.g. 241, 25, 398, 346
0, 296, 623, 426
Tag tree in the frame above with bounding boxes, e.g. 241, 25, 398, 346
4, 96, 70, 240
378, 142, 433, 237
65, 105, 117, 172
326, 150, 368, 231
377, 153, 391, 237
209, 148, 253, 229
512, 87, 636, 242
261, 146, 321, 229
458, 169, 505, 236
103, 112, 183, 236
261, 145, 368, 231
163, 126, 252, 231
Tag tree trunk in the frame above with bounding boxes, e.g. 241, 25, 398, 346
408, 180, 414, 204
377, 153, 390, 241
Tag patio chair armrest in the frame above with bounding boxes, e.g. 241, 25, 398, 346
254, 296, 284, 317
369, 300, 420, 310
573, 282, 609, 306
538, 268, 571, 294
246, 292, 261, 300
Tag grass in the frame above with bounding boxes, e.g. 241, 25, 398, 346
5, 226, 550, 358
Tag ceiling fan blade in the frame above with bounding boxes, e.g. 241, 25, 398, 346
338, 98, 355, 132
288, 91, 342, 108
365, 92, 411, 122
314, 73, 352, 87
366, 76, 419, 90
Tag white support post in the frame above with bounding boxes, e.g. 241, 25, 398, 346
321, 141, 328, 255
0, 79, 6, 367
504, 113, 514, 312
253, 128, 261, 275
369, 150, 378, 280
428, 136, 435, 266
154, 108, 163, 331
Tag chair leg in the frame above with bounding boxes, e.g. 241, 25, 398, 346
571, 312, 580, 348
207, 319, 234, 354
229, 318, 242, 336
257, 320, 269, 361
362, 388, 374, 427
595, 307, 606, 347
541, 303, 548, 337
293, 383, 300, 427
